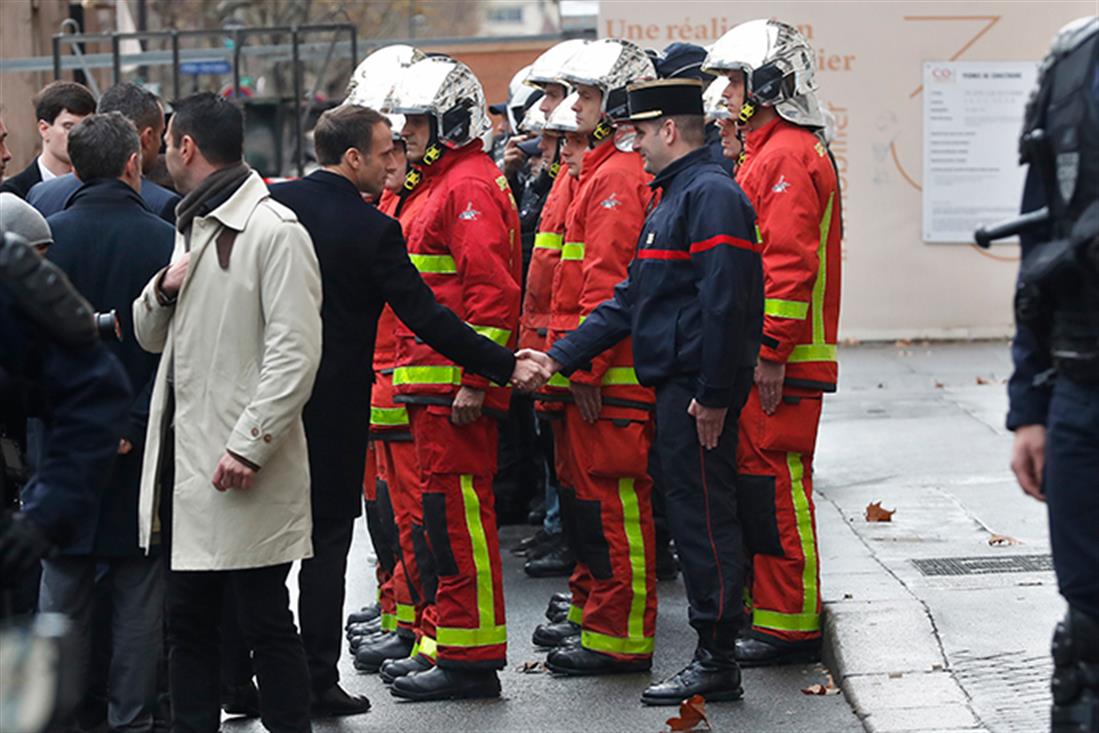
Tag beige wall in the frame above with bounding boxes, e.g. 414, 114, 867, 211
599, 0, 1093, 340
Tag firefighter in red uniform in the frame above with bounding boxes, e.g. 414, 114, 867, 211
527, 39, 662, 676
704, 19, 843, 666
385, 57, 522, 701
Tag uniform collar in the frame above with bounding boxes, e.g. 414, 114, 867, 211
415, 140, 482, 182
579, 137, 619, 182
743, 116, 787, 157
649, 146, 711, 191
308, 168, 362, 197
67, 177, 149, 210
201, 171, 268, 232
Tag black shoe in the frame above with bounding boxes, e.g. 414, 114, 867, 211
527, 498, 547, 526
349, 629, 392, 653
353, 633, 414, 673
380, 654, 434, 684
546, 646, 651, 676
347, 618, 383, 639
221, 681, 261, 718
545, 596, 571, 622
532, 620, 580, 648
734, 634, 821, 667
390, 666, 501, 701
310, 684, 371, 717
524, 542, 576, 578
641, 649, 743, 706
346, 603, 381, 627
655, 542, 679, 581
551, 591, 571, 604
512, 528, 551, 556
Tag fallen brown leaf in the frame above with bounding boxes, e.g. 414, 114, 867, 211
801, 674, 841, 696
865, 501, 896, 522
517, 660, 546, 674
665, 694, 711, 731
976, 376, 991, 385
933, 381, 945, 389
895, 339, 912, 348
988, 534, 1021, 546
841, 337, 861, 347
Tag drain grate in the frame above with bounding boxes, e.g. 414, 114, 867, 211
912, 554, 1053, 576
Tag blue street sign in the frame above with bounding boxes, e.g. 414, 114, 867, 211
179, 59, 232, 75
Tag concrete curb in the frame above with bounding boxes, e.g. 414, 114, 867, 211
817, 493, 987, 733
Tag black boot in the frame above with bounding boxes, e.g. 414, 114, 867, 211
349, 628, 392, 653
734, 633, 821, 667
346, 603, 382, 628
347, 617, 383, 639
550, 591, 571, 604
641, 648, 744, 706
221, 680, 261, 718
511, 528, 551, 556
353, 632, 415, 673
310, 684, 371, 717
546, 646, 651, 676
380, 654, 434, 684
654, 541, 679, 581
524, 539, 576, 577
1052, 607, 1099, 732
390, 666, 501, 701
532, 620, 580, 648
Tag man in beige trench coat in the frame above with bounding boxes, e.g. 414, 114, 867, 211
133, 92, 322, 733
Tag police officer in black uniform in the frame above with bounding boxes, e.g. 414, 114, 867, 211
984, 15, 1099, 733
516, 78, 763, 705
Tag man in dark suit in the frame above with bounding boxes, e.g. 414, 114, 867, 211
28, 83, 180, 223
0, 81, 96, 199
268, 104, 542, 717
37, 111, 174, 733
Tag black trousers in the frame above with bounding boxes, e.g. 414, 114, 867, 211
159, 424, 311, 733
653, 371, 753, 655
298, 514, 355, 693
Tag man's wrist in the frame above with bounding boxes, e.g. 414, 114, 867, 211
154, 268, 178, 306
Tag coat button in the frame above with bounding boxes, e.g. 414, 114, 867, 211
251, 428, 259, 437
263, 434, 273, 443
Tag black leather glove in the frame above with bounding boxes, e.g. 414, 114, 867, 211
0, 513, 54, 581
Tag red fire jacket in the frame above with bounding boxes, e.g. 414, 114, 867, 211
520, 171, 575, 351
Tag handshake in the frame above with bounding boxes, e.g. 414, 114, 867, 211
509, 349, 561, 392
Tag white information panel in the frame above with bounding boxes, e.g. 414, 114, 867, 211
922, 61, 1038, 243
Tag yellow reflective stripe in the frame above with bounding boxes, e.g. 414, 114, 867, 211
410, 638, 420, 656
618, 477, 649, 647
534, 232, 564, 250
548, 373, 570, 388
755, 223, 764, 247
433, 473, 505, 650
788, 452, 819, 616
409, 253, 457, 274
812, 193, 834, 349
561, 241, 585, 261
392, 365, 463, 386
396, 603, 416, 624
582, 629, 654, 655
787, 344, 837, 363
764, 298, 809, 320
370, 405, 409, 427
468, 323, 512, 347
418, 635, 437, 660
752, 609, 821, 632
578, 314, 587, 326
436, 624, 508, 647
601, 367, 640, 386
380, 613, 397, 632
566, 603, 583, 625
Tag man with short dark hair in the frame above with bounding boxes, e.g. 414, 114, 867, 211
133, 91, 322, 733
268, 103, 528, 716
29, 82, 180, 221
38, 110, 174, 733
0, 81, 96, 199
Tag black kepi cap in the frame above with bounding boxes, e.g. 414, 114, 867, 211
617, 78, 704, 122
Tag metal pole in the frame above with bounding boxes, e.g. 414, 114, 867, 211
111, 35, 121, 85
291, 26, 303, 177
171, 31, 180, 101
52, 35, 62, 80
232, 29, 242, 98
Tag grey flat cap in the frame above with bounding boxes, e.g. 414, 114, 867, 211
0, 192, 53, 248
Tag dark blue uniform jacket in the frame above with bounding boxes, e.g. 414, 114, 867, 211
547, 146, 764, 408
28, 173, 180, 224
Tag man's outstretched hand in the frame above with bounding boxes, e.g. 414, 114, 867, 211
511, 349, 560, 392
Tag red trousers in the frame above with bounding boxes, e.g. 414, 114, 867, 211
363, 441, 398, 630
736, 387, 824, 642
559, 405, 656, 661
408, 405, 507, 669
375, 438, 425, 637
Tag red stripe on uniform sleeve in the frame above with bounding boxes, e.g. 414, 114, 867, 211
688, 234, 760, 254
637, 248, 691, 261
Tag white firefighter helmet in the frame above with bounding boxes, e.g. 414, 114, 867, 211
344, 44, 425, 139
506, 66, 543, 134
703, 77, 731, 122
387, 57, 491, 148
518, 103, 547, 136
559, 38, 656, 120
525, 38, 589, 90
702, 18, 825, 128
542, 92, 581, 136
